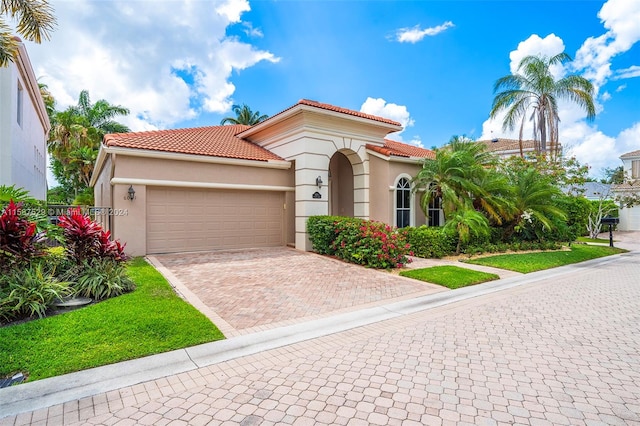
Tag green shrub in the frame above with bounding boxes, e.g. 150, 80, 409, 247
405, 226, 457, 259
0, 264, 70, 323
332, 220, 411, 269
306, 215, 357, 254
70, 258, 136, 301
307, 216, 411, 268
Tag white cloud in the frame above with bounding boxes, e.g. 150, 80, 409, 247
508, 34, 566, 76
573, 0, 640, 89
601, 91, 612, 101
27, 0, 279, 131
614, 65, 640, 80
242, 22, 264, 38
393, 21, 454, 43
615, 84, 627, 92
360, 97, 415, 143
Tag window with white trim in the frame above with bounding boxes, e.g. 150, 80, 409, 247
428, 197, 442, 227
395, 178, 411, 228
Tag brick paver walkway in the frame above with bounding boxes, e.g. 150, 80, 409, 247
4, 248, 639, 425
151, 248, 446, 334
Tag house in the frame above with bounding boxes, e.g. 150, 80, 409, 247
612, 149, 640, 231
91, 99, 437, 256
477, 138, 561, 159
561, 182, 612, 200
0, 37, 50, 200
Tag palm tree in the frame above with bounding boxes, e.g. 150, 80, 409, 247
1, 0, 56, 67
220, 104, 268, 125
413, 136, 510, 223
504, 167, 566, 239
48, 90, 129, 201
490, 53, 596, 159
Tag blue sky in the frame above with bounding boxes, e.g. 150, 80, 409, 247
25, 0, 640, 179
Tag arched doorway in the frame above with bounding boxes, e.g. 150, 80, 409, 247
329, 151, 354, 217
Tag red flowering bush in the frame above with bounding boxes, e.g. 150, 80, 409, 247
58, 208, 127, 263
331, 220, 412, 269
0, 200, 45, 271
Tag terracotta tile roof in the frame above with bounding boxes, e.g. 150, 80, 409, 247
477, 138, 561, 153
296, 99, 402, 126
366, 140, 435, 159
612, 181, 640, 191
103, 124, 285, 162
621, 149, 640, 158
251, 99, 402, 128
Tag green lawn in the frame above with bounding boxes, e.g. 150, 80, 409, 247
576, 236, 612, 244
464, 244, 626, 273
0, 258, 224, 382
400, 265, 499, 289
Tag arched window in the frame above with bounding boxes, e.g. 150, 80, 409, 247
396, 178, 411, 228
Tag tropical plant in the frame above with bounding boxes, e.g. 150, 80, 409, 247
0, 0, 56, 67
48, 90, 129, 201
220, 103, 268, 125
490, 53, 596, 159
57, 207, 127, 264
443, 205, 491, 254
0, 200, 45, 271
72, 258, 135, 300
504, 167, 567, 240
0, 263, 69, 323
413, 136, 513, 226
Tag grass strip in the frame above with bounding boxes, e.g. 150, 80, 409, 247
464, 244, 626, 273
576, 236, 612, 243
400, 265, 499, 289
0, 258, 224, 382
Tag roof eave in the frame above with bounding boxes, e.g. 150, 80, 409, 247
238, 103, 403, 139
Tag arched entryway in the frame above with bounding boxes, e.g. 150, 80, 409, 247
329, 151, 354, 217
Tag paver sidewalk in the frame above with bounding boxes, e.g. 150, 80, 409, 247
2, 248, 639, 425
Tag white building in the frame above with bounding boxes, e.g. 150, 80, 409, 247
613, 149, 640, 231
0, 37, 50, 200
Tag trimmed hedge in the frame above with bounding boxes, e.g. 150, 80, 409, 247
405, 226, 457, 259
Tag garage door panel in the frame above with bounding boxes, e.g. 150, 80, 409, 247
147, 188, 284, 254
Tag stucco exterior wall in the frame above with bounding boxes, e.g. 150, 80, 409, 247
0, 43, 49, 200
242, 109, 400, 250
368, 154, 426, 227
95, 153, 295, 255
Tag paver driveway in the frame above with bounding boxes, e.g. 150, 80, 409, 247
150, 248, 447, 335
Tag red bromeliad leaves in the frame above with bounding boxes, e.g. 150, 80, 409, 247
58, 208, 127, 263
0, 200, 43, 268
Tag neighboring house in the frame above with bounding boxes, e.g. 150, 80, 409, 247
562, 182, 612, 200
612, 149, 640, 231
477, 138, 561, 159
91, 99, 436, 256
0, 37, 50, 200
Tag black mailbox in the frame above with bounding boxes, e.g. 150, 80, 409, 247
600, 216, 619, 225
600, 216, 619, 247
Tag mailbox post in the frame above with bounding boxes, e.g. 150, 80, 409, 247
600, 216, 619, 247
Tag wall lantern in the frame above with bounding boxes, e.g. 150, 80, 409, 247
125, 185, 136, 201
316, 176, 323, 189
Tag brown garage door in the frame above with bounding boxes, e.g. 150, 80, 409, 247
147, 187, 284, 254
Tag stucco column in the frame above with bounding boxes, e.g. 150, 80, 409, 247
294, 155, 329, 251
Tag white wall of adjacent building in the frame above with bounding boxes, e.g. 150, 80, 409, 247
0, 39, 50, 200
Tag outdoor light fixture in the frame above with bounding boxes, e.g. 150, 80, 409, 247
125, 185, 136, 201
316, 176, 323, 189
